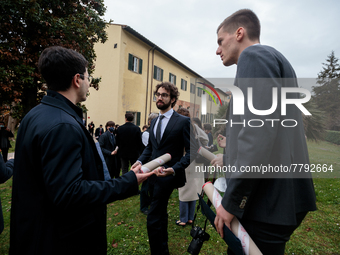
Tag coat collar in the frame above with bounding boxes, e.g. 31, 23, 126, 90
41, 90, 84, 124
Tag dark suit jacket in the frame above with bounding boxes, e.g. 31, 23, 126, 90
138, 111, 193, 188
99, 130, 116, 159
95, 127, 104, 139
222, 45, 316, 226
116, 122, 142, 160
10, 90, 138, 255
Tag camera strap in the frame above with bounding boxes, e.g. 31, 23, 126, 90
192, 191, 210, 231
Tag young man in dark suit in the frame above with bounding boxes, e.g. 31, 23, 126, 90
9, 46, 153, 255
95, 124, 104, 140
212, 9, 317, 254
131, 82, 194, 255
116, 113, 143, 175
99, 121, 119, 178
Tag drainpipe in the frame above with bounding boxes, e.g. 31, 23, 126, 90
149, 47, 156, 119
145, 46, 156, 124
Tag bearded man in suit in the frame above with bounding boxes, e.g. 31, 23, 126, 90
131, 82, 195, 255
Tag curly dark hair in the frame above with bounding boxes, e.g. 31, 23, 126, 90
154, 82, 179, 108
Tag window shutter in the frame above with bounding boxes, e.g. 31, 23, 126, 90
161, 69, 163, 81
169, 73, 171, 81
137, 112, 141, 126
128, 54, 133, 71
139, 59, 143, 74
174, 75, 176, 85
154, 66, 157, 79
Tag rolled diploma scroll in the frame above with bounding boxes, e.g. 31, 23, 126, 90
202, 182, 262, 255
197, 146, 217, 161
140, 153, 172, 173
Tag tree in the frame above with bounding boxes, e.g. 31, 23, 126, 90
312, 51, 340, 130
0, 0, 110, 120
212, 102, 229, 138
303, 99, 327, 141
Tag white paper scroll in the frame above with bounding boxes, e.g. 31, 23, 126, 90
140, 153, 171, 173
202, 182, 262, 255
197, 146, 217, 161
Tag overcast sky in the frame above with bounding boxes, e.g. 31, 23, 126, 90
103, 0, 340, 83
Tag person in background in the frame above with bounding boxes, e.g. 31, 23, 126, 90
116, 113, 143, 175
95, 124, 104, 140
99, 121, 120, 178
88, 121, 95, 137
0, 121, 14, 162
203, 123, 214, 147
176, 109, 208, 227
0, 155, 14, 235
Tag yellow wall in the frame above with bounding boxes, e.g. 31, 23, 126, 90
86, 24, 226, 129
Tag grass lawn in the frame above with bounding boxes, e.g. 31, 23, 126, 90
1, 140, 339, 254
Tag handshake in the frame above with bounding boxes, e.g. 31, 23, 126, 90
130, 153, 174, 183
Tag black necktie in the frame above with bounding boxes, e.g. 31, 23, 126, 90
156, 115, 165, 145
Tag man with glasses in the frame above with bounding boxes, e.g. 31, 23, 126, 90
10, 46, 153, 255
132, 82, 195, 255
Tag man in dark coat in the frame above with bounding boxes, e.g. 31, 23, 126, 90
9, 46, 153, 255
212, 9, 316, 254
115, 113, 143, 175
99, 121, 120, 178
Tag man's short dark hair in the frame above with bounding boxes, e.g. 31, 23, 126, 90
217, 9, 260, 41
203, 123, 212, 131
125, 113, 134, 122
38, 46, 88, 92
106, 121, 115, 128
155, 82, 179, 108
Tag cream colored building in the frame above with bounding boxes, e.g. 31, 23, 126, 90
85, 24, 228, 128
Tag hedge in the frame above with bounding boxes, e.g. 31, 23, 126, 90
324, 130, 340, 145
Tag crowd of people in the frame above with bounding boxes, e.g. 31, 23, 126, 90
0, 9, 317, 255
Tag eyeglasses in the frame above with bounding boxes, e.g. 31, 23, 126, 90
79, 74, 93, 83
154, 92, 169, 98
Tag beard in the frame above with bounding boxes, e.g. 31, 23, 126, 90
156, 100, 171, 110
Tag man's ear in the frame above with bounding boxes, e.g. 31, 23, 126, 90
72, 74, 81, 89
235, 27, 245, 41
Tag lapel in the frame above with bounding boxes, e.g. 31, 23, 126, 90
108, 131, 115, 146
159, 111, 179, 146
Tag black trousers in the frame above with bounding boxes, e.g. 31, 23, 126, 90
120, 157, 138, 175
106, 155, 120, 178
147, 175, 176, 255
228, 212, 308, 255
140, 179, 152, 212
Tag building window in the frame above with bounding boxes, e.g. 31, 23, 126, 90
190, 83, 195, 94
128, 53, 143, 74
181, 79, 187, 91
197, 88, 202, 97
154, 66, 163, 81
169, 73, 176, 85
